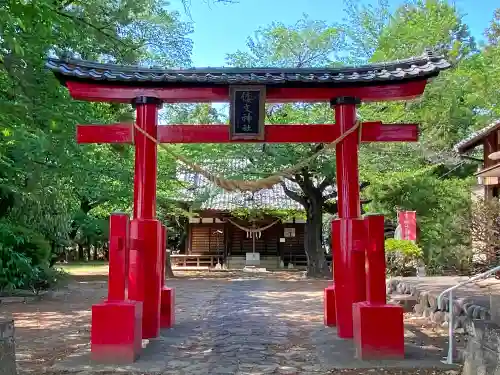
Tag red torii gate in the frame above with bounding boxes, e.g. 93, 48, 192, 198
47, 51, 449, 363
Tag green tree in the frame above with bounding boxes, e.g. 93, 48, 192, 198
0, 0, 192, 289
222, 17, 374, 277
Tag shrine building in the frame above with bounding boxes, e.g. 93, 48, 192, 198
455, 119, 500, 200
175, 161, 313, 269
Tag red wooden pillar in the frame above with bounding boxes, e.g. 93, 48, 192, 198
324, 97, 367, 338
353, 214, 404, 359
133, 96, 160, 219
91, 213, 142, 363
364, 215, 387, 304
107, 213, 130, 301
128, 96, 164, 339
330, 218, 366, 338
160, 224, 175, 328
334, 97, 361, 219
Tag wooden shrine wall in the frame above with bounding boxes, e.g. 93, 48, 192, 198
188, 223, 226, 254
187, 219, 306, 257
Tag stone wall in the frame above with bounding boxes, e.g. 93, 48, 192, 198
0, 320, 16, 375
462, 320, 500, 375
386, 279, 491, 331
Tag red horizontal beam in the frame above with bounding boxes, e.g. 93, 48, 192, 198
67, 80, 428, 103
76, 122, 418, 144
157, 123, 418, 143
77, 123, 133, 143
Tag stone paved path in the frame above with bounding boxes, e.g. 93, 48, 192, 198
44, 274, 452, 375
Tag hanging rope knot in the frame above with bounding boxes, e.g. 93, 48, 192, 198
131, 120, 362, 193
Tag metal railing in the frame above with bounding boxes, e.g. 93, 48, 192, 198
437, 264, 500, 364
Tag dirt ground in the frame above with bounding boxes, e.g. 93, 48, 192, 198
0, 268, 461, 375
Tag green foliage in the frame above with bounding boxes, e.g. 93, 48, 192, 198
0, 220, 51, 266
0, 0, 498, 285
385, 239, 424, 276
0, 0, 192, 290
372, 0, 476, 63
367, 170, 472, 274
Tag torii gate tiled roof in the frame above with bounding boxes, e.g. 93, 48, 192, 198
46, 50, 450, 88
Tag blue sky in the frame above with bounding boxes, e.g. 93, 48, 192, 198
169, 0, 498, 67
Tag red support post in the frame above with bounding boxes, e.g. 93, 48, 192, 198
334, 97, 361, 219
107, 213, 130, 301
129, 219, 162, 339
160, 225, 166, 288
133, 97, 160, 219
325, 97, 366, 339
352, 214, 404, 359
364, 215, 387, 304
160, 224, 175, 328
91, 212, 141, 364
324, 218, 342, 327
91, 301, 143, 363
330, 218, 366, 338
128, 96, 164, 340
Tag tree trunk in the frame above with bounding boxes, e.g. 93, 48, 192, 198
77, 244, 84, 260
104, 243, 109, 261
304, 199, 331, 278
165, 250, 175, 279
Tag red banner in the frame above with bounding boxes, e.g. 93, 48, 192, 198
398, 211, 417, 241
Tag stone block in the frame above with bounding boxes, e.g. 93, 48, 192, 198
491, 295, 500, 325
430, 311, 446, 325
352, 302, 404, 360
418, 291, 429, 307
160, 287, 175, 329
0, 319, 16, 375
91, 300, 142, 364
413, 303, 425, 315
462, 320, 500, 375
389, 294, 418, 312
323, 286, 336, 326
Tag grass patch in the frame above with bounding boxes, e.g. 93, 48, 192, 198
58, 261, 109, 276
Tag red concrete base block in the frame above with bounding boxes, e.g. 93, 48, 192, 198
352, 302, 404, 360
160, 287, 175, 328
91, 300, 143, 364
324, 286, 336, 326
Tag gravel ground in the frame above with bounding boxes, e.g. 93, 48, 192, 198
0, 270, 462, 375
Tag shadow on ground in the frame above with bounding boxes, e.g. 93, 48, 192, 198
1, 271, 460, 375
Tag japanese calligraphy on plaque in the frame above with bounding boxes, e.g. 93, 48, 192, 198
229, 85, 266, 141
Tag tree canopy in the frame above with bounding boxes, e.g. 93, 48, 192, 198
1, 0, 499, 288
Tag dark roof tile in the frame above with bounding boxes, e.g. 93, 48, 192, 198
176, 160, 336, 211
46, 51, 450, 87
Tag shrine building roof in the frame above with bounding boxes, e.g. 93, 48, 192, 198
454, 120, 500, 154
47, 50, 450, 89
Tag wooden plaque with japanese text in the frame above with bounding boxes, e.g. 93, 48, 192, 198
229, 85, 266, 141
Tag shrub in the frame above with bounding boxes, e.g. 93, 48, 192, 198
385, 239, 424, 276
0, 246, 36, 291
28, 265, 69, 293
0, 245, 69, 292
0, 220, 67, 292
